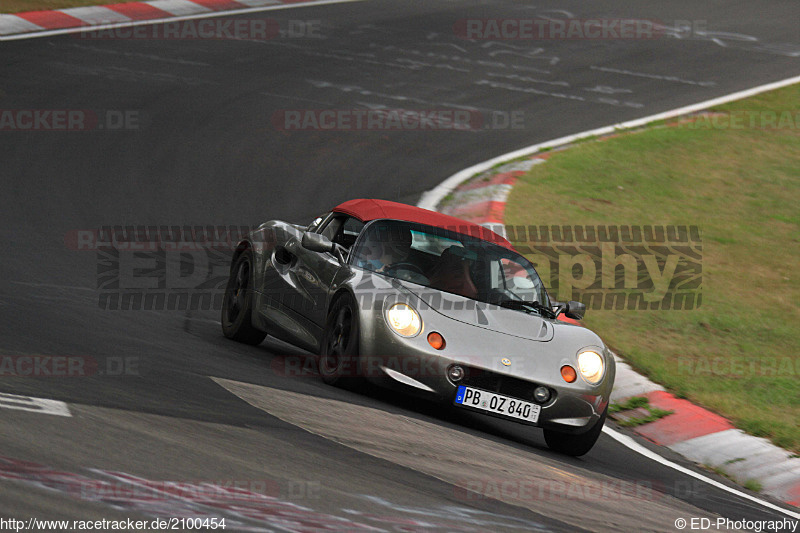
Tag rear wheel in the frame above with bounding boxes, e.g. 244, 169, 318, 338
221, 251, 267, 345
319, 294, 360, 388
543, 406, 607, 457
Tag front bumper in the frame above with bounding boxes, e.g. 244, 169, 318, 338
357, 303, 616, 434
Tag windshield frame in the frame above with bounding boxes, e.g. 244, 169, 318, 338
349, 218, 551, 309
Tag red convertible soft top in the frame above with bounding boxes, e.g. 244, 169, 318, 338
333, 198, 514, 250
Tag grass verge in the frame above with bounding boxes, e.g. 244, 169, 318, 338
505, 84, 800, 452
609, 396, 674, 427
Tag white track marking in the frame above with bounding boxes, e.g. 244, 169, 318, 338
0, 392, 71, 417
602, 427, 800, 519
0, 0, 363, 41
418, 74, 800, 210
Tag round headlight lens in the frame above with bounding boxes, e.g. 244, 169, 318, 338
385, 303, 422, 337
578, 350, 604, 384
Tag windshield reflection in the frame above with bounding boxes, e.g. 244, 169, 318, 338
350, 220, 550, 308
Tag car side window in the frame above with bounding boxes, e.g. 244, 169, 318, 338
320, 216, 343, 241
339, 217, 365, 248
320, 215, 365, 250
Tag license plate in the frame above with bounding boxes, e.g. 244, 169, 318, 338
454, 386, 540, 423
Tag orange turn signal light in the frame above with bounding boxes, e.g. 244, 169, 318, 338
561, 365, 577, 383
427, 332, 446, 350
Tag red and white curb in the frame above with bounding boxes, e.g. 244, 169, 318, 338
420, 76, 800, 514
438, 158, 544, 227
0, 0, 360, 40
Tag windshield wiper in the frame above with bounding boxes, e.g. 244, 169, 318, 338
499, 299, 556, 319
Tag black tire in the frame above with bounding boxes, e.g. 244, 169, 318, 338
221, 251, 267, 345
319, 294, 360, 388
543, 406, 607, 457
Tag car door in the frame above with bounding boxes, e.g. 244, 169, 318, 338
283, 214, 364, 329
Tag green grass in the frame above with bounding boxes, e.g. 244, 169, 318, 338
609, 396, 674, 427
743, 479, 763, 493
705, 464, 730, 479
609, 396, 649, 413
723, 457, 746, 465
615, 407, 674, 428
1, 0, 139, 13
505, 84, 800, 453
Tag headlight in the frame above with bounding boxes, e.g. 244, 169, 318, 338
577, 350, 604, 384
385, 303, 422, 337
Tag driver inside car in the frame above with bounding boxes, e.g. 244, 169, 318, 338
355, 226, 413, 273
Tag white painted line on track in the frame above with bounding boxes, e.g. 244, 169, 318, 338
0, 392, 71, 417
602, 426, 800, 519
419, 74, 800, 211
0, 0, 363, 41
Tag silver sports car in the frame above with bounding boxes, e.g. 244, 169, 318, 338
222, 199, 615, 456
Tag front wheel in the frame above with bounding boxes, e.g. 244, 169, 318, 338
543, 406, 607, 457
319, 294, 360, 388
221, 251, 267, 345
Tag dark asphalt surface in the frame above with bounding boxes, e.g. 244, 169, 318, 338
1, 0, 799, 530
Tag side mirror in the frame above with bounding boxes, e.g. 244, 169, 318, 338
564, 300, 586, 320
301, 232, 334, 253
301, 232, 349, 265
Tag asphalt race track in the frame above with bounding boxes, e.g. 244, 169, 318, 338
1, 0, 799, 530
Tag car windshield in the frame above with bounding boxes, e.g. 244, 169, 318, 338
350, 220, 550, 308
